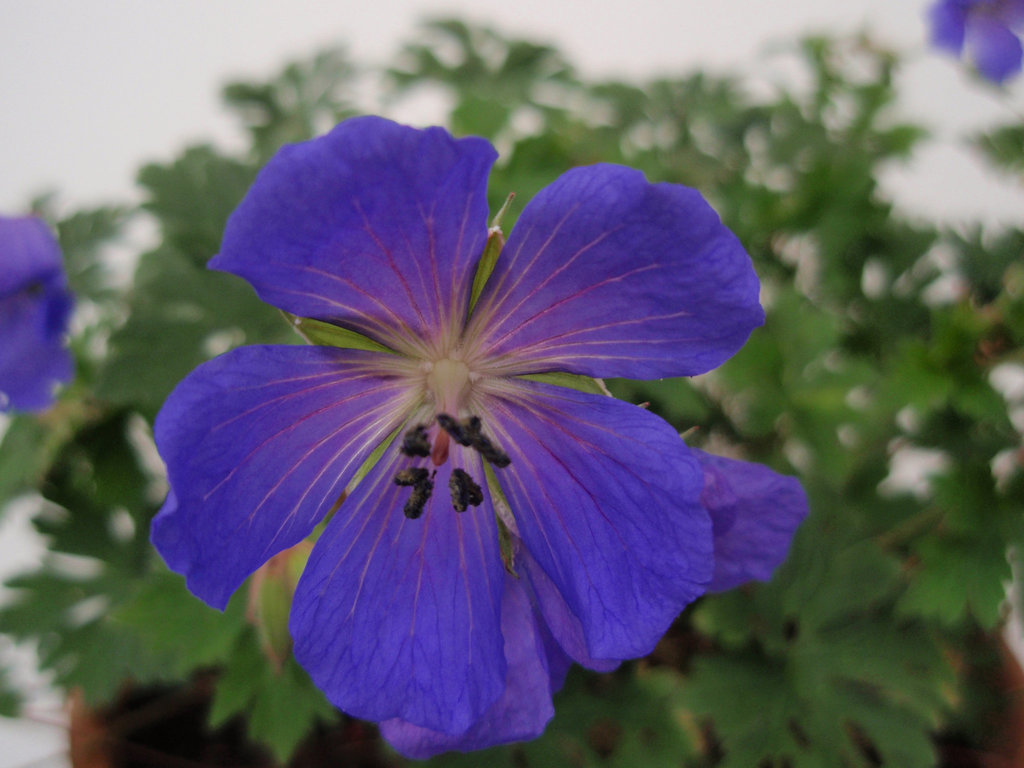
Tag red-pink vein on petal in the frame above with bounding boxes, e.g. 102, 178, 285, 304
203, 380, 406, 504
353, 198, 430, 332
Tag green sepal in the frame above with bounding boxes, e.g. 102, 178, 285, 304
324, 423, 420, 525
469, 192, 515, 311
482, 460, 518, 576
284, 312, 395, 354
254, 584, 290, 668
520, 371, 611, 396
469, 229, 505, 312
345, 425, 403, 495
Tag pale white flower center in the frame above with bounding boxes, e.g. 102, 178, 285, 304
424, 357, 472, 413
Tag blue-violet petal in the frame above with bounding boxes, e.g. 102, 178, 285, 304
152, 345, 410, 608
212, 116, 496, 353
378, 572, 557, 758
290, 440, 506, 734
468, 164, 763, 380
693, 449, 808, 592
484, 380, 712, 660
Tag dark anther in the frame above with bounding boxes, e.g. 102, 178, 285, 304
396, 464, 433, 519
438, 414, 512, 468
469, 432, 511, 468
394, 467, 429, 487
403, 476, 433, 520
401, 425, 431, 457
449, 468, 484, 512
463, 417, 511, 468
436, 413, 472, 446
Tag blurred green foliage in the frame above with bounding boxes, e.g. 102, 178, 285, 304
1, 18, 1023, 768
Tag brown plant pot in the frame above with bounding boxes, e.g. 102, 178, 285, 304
939, 635, 1024, 768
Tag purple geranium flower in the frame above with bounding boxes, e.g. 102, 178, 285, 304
0, 215, 73, 412
929, 0, 1024, 83
152, 116, 806, 757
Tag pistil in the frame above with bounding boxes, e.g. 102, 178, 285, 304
430, 428, 450, 466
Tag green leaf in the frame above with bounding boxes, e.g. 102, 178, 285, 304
389, 19, 575, 136
137, 145, 256, 261
898, 534, 1011, 628
0, 668, 23, 716
0, 412, 167, 703
682, 655, 799, 767
52, 623, 167, 705
974, 124, 1024, 175
98, 246, 292, 410
780, 537, 902, 634
209, 631, 336, 762
33, 412, 154, 565
683, 618, 949, 768
696, 519, 902, 653
451, 93, 511, 139
223, 47, 357, 162
689, 509, 949, 768
534, 668, 696, 768
0, 416, 51, 507
56, 205, 129, 304
207, 633, 266, 729
606, 377, 711, 427
114, 569, 248, 677
0, 567, 169, 705
248, 660, 337, 763
421, 668, 696, 768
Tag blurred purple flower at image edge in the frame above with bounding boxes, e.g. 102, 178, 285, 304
929, 0, 1024, 83
0, 215, 73, 412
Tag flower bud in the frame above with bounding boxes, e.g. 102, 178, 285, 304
247, 541, 312, 672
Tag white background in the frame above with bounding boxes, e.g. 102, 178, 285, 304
1, 1, 1022, 223
1, 1, 1023, 764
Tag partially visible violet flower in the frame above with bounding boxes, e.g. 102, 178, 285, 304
151, 116, 807, 756
0, 215, 73, 412
929, 0, 1024, 83
694, 449, 807, 592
